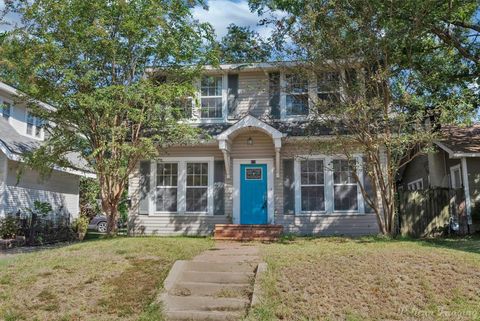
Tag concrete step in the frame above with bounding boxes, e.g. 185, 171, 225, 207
170, 281, 251, 297
202, 247, 260, 256
183, 261, 257, 273
165, 310, 243, 321
181, 271, 254, 284
163, 294, 249, 312
193, 254, 261, 263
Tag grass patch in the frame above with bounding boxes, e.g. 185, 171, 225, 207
0, 237, 213, 321
246, 236, 480, 321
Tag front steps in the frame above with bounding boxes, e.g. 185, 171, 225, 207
214, 224, 283, 241
160, 243, 262, 321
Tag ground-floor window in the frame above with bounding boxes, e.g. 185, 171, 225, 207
152, 158, 213, 215
407, 178, 424, 191
186, 163, 208, 212
300, 160, 325, 212
295, 155, 363, 214
333, 159, 358, 211
156, 163, 178, 212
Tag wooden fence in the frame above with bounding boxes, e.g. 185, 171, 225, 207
398, 188, 466, 237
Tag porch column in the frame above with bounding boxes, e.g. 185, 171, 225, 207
274, 138, 281, 178
219, 139, 232, 179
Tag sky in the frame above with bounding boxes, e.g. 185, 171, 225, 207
192, 0, 274, 39
0, 0, 271, 38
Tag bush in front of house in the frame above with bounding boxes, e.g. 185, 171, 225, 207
73, 216, 89, 241
0, 216, 20, 239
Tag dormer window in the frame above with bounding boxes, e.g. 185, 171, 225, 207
26, 112, 44, 139
1, 101, 11, 119
285, 74, 309, 117
200, 76, 223, 119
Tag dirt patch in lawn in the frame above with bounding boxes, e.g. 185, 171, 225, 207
247, 237, 480, 321
0, 237, 213, 321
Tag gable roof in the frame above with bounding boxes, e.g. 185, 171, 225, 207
0, 81, 56, 111
0, 108, 93, 178
435, 124, 480, 158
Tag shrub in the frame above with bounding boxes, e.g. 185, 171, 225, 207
0, 216, 20, 239
73, 216, 89, 235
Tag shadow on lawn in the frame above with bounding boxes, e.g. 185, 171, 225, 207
277, 233, 480, 256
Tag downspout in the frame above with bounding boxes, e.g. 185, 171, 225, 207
461, 157, 472, 232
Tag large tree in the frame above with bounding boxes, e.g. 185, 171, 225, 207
250, 0, 479, 235
219, 23, 272, 63
0, 0, 217, 234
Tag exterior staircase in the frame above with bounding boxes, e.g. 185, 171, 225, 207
214, 224, 283, 241
161, 243, 261, 321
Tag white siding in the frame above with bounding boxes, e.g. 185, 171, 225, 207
2, 159, 80, 218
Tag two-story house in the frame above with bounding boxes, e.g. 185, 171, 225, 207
128, 63, 379, 237
0, 81, 92, 219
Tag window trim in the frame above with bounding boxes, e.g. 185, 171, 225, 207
332, 158, 360, 212
280, 71, 345, 121
450, 164, 462, 189
149, 157, 214, 216
192, 73, 228, 124
407, 178, 424, 191
25, 111, 45, 140
294, 154, 365, 215
1, 98, 12, 120
155, 162, 179, 213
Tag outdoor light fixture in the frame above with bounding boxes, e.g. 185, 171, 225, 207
247, 137, 253, 145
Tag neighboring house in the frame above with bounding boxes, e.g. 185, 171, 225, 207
128, 63, 379, 236
399, 125, 480, 230
0, 81, 92, 219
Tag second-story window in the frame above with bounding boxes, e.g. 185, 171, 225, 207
26, 112, 43, 138
200, 76, 223, 119
1, 102, 11, 119
317, 72, 340, 103
285, 74, 309, 116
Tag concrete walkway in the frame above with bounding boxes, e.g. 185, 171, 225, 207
161, 242, 262, 321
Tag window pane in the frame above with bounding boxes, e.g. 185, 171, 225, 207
186, 188, 208, 212
286, 94, 309, 116
156, 188, 177, 212
157, 163, 178, 187
200, 97, 223, 118
2, 103, 11, 119
187, 163, 208, 187
334, 185, 358, 211
318, 72, 340, 92
201, 76, 222, 96
333, 160, 356, 184
286, 74, 308, 93
301, 186, 325, 212
300, 160, 324, 185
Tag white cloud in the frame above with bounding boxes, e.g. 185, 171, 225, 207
192, 0, 275, 39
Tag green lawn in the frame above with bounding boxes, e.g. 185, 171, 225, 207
247, 236, 480, 321
0, 236, 213, 321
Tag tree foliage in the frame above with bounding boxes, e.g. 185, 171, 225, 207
219, 24, 272, 63
250, 0, 479, 234
0, 0, 217, 234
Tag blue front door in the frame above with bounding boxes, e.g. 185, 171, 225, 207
240, 164, 268, 224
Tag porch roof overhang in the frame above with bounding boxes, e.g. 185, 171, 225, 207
216, 115, 284, 179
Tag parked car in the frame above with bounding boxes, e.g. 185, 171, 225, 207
88, 215, 108, 233
88, 215, 127, 233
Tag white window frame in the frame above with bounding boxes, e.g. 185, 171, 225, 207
316, 71, 342, 103
155, 162, 179, 213
0, 98, 12, 120
450, 164, 462, 189
296, 157, 327, 214
407, 178, 424, 191
192, 73, 228, 124
280, 70, 344, 121
294, 154, 365, 215
280, 73, 310, 120
149, 157, 214, 216
25, 111, 44, 140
